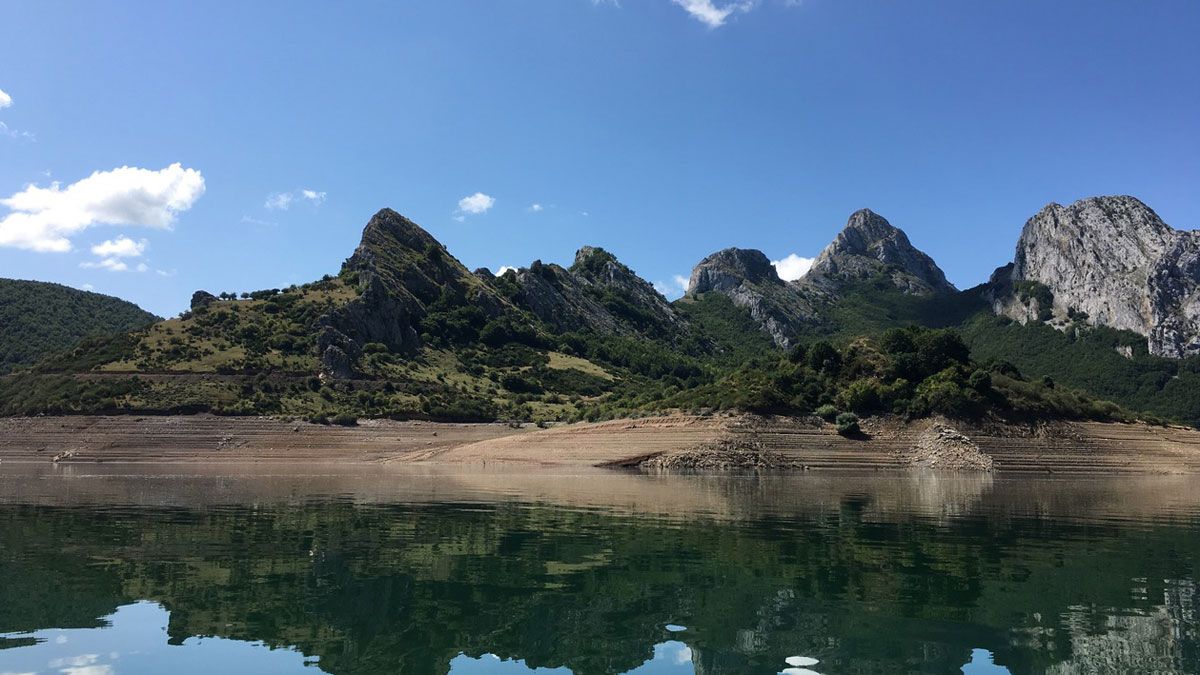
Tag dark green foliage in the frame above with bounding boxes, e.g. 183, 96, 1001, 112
675, 293, 778, 365
0, 279, 158, 374
960, 313, 1200, 425
1014, 281, 1055, 320
835, 412, 860, 435
655, 326, 1127, 424
0, 374, 149, 416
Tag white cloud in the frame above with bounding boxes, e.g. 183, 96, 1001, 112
495, 265, 517, 276
0, 88, 11, 109
155, 268, 176, 277
80, 258, 128, 272
528, 203, 544, 212
0, 163, 204, 253
91, 236, 146, 258
80, 283, 95, 291
671, 0, 757, 27
654, 274, 691, 299
0, 120, 36, 142
241, 214, 277, 227
264, 192, 293, 210
136, 262, 149, 273
265, 188, 325, 211
771, 253, 814, 281
458, 192, 495, 215
300, 189, 326, 205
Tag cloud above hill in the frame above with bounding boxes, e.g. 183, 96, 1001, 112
0, 163, 205, 253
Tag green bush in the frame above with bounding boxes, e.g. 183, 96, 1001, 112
835, 412, 860, 435
814, 404, 838, 421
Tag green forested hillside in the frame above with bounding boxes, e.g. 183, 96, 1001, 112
0, 279, 160, 374
959, 313, 1200, 425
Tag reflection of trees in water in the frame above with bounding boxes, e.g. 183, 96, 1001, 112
0, 496, 1197, 675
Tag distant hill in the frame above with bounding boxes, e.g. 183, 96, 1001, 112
0, 279, 160, 374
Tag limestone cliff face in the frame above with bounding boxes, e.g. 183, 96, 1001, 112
991, 196, 1200, 358
687, 248, 820, 349
686, 210, 953, 348
804, 209, 955, 295
503, 246, 687, 338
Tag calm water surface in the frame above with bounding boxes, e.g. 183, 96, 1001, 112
0, 465, 1198, 674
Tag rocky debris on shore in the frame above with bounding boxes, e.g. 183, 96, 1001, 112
904, 423, 995, 472
640, 437, 799, 470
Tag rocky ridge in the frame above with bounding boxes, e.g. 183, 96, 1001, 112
685, 209, 954, 348
492, 246, 688, 340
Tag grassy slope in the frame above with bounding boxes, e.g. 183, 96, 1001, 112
0, 278, 159, 374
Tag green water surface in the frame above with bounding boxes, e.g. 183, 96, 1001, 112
0, 466, 1197, 674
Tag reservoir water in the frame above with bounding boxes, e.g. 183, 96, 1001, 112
0, 465, 1197, 674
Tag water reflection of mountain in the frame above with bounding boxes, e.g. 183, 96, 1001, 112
0, 472, 1198, 674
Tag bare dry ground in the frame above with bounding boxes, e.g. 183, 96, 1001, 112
2, 413, 1200, 474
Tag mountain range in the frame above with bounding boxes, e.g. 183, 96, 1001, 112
3, 194, 1199, 425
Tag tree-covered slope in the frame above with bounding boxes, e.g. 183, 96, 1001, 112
959, 312, 1200, 425
0, 279, 159, 374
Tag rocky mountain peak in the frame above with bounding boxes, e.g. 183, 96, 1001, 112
806, 209, 955, 294
354, 208, 443, 258
687, 248, 781, 296
994, 194, 1200, 357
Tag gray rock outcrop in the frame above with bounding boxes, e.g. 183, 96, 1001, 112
505, 246, 688, 338
685, 210, 953, 348
317, 208, 516, 377
989, 195, 1200, 358
687, 248, 818, 349
805, 209, 956, 295
189, 290, 217, 311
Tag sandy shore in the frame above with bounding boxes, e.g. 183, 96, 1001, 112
2, 413, 1200, 474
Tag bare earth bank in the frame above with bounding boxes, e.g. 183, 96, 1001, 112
3, 414, 1200, 474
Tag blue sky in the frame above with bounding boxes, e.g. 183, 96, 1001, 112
1, 0, 1197, 316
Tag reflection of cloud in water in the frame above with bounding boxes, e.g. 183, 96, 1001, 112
449, 642, 695, 674
60, 666, 114, 675
449, 653, 570, 673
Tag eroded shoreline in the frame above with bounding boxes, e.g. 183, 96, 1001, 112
3, 413, 1200, 474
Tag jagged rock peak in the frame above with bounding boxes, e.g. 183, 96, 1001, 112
688, 248, 781, 296
350, 208, 445, 264
807, 209, 955, 294
996, 195, 1200, 358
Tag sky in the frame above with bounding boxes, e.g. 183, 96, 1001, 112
1, 0, 1197, 317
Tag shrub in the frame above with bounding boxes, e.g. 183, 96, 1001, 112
835, 412, 860, 435
814, 404, 838, 421
330, 413, 358, 426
